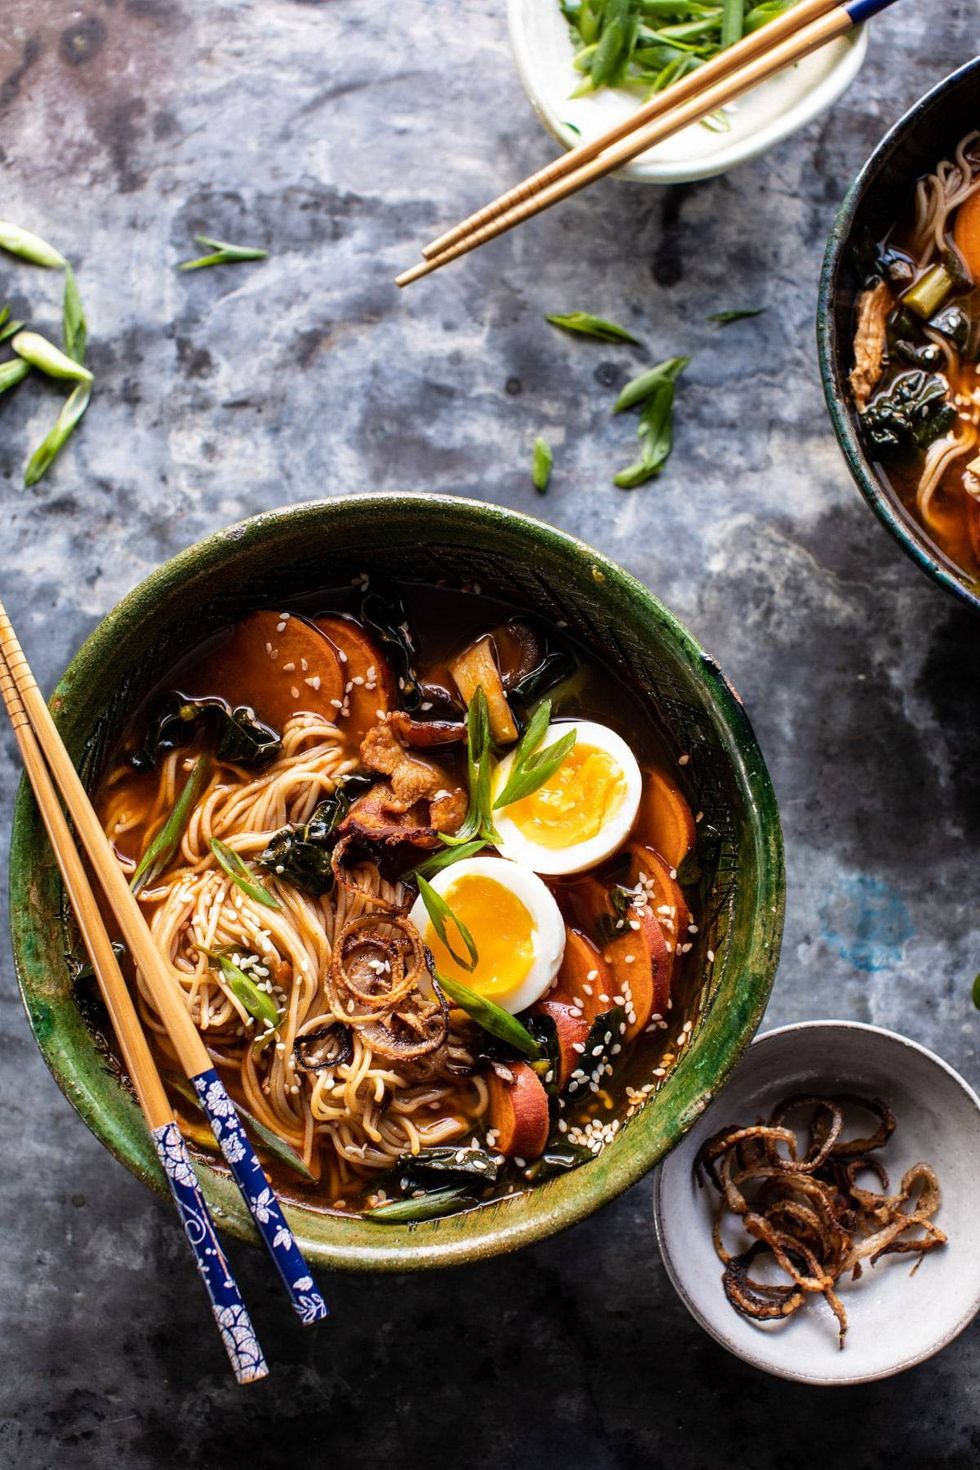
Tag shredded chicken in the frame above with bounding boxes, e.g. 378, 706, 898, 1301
849, 279, 894, 411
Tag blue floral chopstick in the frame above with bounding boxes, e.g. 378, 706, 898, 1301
191, 1069, 329, 1325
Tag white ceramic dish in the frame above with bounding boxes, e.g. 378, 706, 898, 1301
653, 1021, 980, 1384
507, 0, 868, 184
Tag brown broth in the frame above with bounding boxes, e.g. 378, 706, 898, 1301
90, 578, 705, 1215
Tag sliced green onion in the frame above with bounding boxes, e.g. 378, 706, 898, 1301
435, 971, 542, 1060
720, 0, 744, 47
407, 839, 487, 882
62, 265, 87, 365
23, 382, 91, 487
366, 1187, 474, 1221
131, 755, 211, 894
532, 436, 553, 493
545, 312, 642, 345
209, 836, 281, 910
168, 1073, 312, 1179
708, 306, 766, 324
416, 874, 479, 971
0, 358, 30, 396
441, 686, 498, 845
494, 701, 577, 809
205, 950, 281, 1031
0, 221, 66, 268
614, 355, 689, 413
12, 330, 92, 383
903, 264, 955, 320
178, 236, 268, 271
0, 318, 24, 344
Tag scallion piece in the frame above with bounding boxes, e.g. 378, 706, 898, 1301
23, 382, 91, 487
12, 330, 92, 383
545, 312, 642, 345
210, 836, 282, 910
62, 265, 87, 365
494, 700, 577, 809
0, 221, 66, 268
435, 971, 542, 1060
366, 1187, 474, 1222
532, 436, 553, 493
203, 950, 281, 1031
0, 359, 30, 396
407, 839, 487, 882
903, 264, 955, 320
178, 236, 268, 271
131, 755, 211, 894
416, 874, 479, 971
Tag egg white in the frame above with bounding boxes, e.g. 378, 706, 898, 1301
408, 855, 565, 1015
491, 718, 642, 876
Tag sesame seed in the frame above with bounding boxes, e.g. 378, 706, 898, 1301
678, 753, 690, 766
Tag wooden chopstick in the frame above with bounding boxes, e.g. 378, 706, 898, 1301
421, 0, 839, 262
0, 600, 329, 1328
397, 0, 899, 287
0, 645, 268, 1383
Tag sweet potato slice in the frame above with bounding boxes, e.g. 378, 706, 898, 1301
602, 909, 671, 1041
488, 1062, 550, 1159
954, 189, 980, 280
633, 768, 695, 870
450, 636, 518, 744
547, 925, 612, 1022
315, 613, 392, 741
186, 610, 344, 731
533, 998, 591, 1088
628, 842, 691, 959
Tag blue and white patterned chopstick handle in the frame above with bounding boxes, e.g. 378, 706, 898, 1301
191, 1069, 329, 1325
151, 1122, 268, 1384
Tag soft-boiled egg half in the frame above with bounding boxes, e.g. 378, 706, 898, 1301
408, 856, 565, 1015
492, 719, 642, 875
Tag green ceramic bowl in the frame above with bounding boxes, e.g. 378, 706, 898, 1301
9, 494, 784, 1270
817, 57, 980, 613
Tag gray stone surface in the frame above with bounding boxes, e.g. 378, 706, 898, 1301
1, 2, 978, 1465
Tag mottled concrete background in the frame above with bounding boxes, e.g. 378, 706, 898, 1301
0, 2, 978, 1466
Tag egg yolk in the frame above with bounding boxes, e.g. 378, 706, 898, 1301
423, 873, 536, 999
505, 743, 627, 850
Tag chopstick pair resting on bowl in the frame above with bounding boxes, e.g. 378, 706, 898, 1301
396, 0, 905, 287
0, 602, 328, 1384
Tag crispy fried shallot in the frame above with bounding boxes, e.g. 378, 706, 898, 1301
695, 1093, 946, 1347
327, 910, 448, 1066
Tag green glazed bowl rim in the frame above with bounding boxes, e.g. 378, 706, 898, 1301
816, 56, 980, 616
9, 493, 784, 1270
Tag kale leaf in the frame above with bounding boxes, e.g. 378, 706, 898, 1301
256, 775, 372, 895
860, 370, 956, 455
131, 691, 281, 772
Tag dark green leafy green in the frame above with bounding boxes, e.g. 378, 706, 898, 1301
435, 971, 542, 1060
565, 1006, 625, 1095
523, 1141, 594, 1180
131, 691, 282, 772
417, 875, 479, 971
494, 699, 576, 809
506, 647, 578, 721
708, 307, 766, 325
860, 370, 956, 454
209, 836, 281, 910
545, 311, 641, 345
62, 265, 86, 365
178, 236, 268, 271
396, 1145, 502, 1187
532, 436, 553, 493
366, 1187, 474, 1221
131, 755, 211, 894
361, 583, 422, 710
256, 775, 372, 895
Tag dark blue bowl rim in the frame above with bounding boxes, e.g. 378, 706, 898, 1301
817, 55, 980, 615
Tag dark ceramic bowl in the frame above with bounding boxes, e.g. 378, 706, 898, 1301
9, 495, 784, 1270
818, 57, 980, 612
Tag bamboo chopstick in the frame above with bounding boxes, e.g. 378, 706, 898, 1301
397, 0, 900, 287
0, 646, 268, 1384
421, 0, 839, 262
0, 600, 329, 1327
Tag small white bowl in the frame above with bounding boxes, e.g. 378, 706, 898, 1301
507, 0, 868, 185
653, 1021, 980, 1384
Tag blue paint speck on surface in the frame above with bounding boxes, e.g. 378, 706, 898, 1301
820, 874, 915, 973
